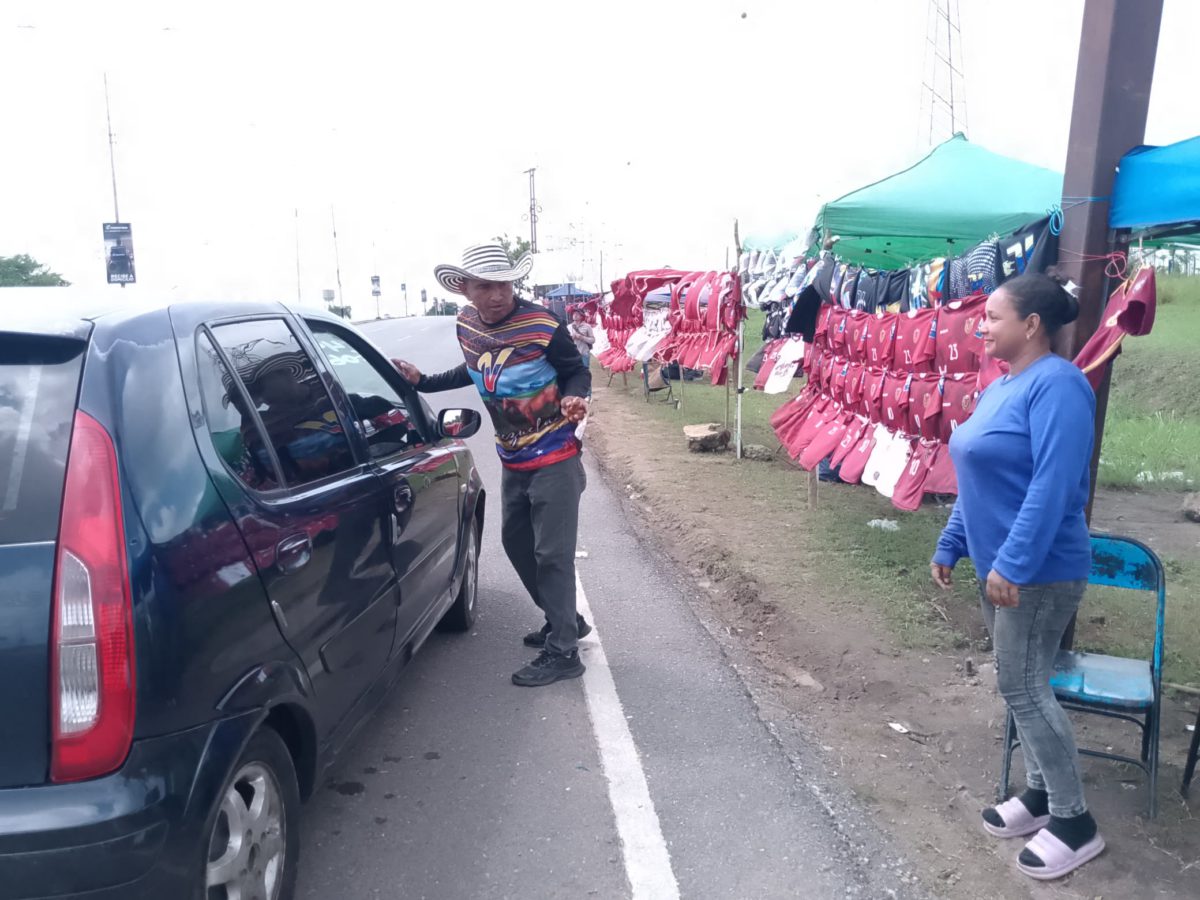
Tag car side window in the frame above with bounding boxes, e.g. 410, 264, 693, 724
210, 318, 357, 486
308, 322, 428, 460
195, 331, 282, 492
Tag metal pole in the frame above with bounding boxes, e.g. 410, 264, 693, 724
735, 317, 745, 459
331, 207, 345, 315
524, 167, 538, 253
1054, 0, 1161, 649
294, 208, 302, 304
103, 73, 120, 223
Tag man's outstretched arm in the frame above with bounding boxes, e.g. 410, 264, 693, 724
393, 359, 473, 392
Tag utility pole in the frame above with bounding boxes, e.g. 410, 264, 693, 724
331, 207, 345, 315
104, 73, 121, 223
524, 167, 539, 252
294, 208, 302, 304
1055, 0, 1162, 647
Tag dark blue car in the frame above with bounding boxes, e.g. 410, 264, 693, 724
0, 300, 485, 900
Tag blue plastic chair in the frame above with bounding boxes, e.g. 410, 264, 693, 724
998, 533, 1165, 818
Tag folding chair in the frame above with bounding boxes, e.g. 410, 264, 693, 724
998, 533, 1165, 818
641, 361, 678, 409
1183, 704, 1200, 796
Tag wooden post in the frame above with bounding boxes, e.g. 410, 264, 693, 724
807, 467, 819, 510
1054, 0, 1162, 649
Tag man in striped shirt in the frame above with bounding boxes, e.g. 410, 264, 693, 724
395, 243, 592, 687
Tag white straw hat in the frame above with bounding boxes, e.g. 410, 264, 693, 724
434, 242, 534, 295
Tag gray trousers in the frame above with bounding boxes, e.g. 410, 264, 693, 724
980, 580, 1089, 818
501, 453, 587, 655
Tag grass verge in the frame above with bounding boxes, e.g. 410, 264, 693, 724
1100, 274, 1200, 489
596, 303, 1200, 685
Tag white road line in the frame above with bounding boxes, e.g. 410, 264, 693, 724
575, 574, 681, 900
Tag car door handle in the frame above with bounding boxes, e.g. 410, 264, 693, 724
276, 533, 313, 575
393, 482, 414, 513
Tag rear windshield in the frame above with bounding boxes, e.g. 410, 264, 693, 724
0, 335, 86, 545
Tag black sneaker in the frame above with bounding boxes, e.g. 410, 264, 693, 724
512, 650, 586, 687
522, 616, 592, 648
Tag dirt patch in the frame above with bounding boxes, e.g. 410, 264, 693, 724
588, 382, 1200, 900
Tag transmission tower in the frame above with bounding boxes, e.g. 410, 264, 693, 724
919, 0, 969, 147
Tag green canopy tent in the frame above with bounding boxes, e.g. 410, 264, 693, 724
812, 134, 1063, 268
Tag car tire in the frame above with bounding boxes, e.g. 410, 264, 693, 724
438, 522, 479, 632
201, 727, 301, 900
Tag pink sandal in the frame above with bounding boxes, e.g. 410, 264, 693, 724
1017, 828, 1106, 880
982, 797, 1051, 838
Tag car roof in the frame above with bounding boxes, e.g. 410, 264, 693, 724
0, 287, 347, 338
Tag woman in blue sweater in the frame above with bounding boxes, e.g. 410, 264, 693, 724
931, 270, 1103, 880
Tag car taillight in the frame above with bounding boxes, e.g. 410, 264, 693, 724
50, 411, 136, 783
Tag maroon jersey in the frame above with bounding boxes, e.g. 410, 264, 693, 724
862, 312, 898, 368
799, 412, 853, 471
892, 440, 940, 512
838, 426, 878, 485
907, 373, 943, 441
1073, 266, 1157, 389
813, 304, 835, 351
844, 362, 867, 410
819, 354, 837, 393
845, 312, 871, 363
753, 338, 785, 391
891, 308, 938, 373
976, 352, 1009, 391
923, 442, 958, 495
828, 308, 851, 356
830, 361, 851, 406
934, 294, 986, 374
880, 372, 912, 431
939, 373, 978, 443
860, 368, 888, 422
830, 415, 870, 469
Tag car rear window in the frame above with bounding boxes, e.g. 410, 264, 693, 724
0, 335, 86, 544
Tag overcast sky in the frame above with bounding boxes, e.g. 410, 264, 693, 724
2, 0, 1196, 315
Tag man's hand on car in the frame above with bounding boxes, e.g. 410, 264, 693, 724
393, 359, 422, 385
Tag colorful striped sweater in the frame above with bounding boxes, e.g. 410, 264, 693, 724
418, 300, 591, 470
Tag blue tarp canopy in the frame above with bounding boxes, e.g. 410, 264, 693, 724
1111, 135, 1200, 236
544, 284, 594, 299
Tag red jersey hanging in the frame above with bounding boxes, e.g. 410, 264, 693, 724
892, 308, 938, 374
1072, 266, 1157, 389
934, 294, 986, 375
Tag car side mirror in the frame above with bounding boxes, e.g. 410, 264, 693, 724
438, 408, 482, 440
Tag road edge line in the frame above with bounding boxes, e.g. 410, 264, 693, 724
575, 574, 681, 900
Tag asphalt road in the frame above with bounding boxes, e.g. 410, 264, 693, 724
296, 314, 918, 900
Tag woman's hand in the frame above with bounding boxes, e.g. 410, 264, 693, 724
393, 359, 421, 385
930, 563, 955, 590
986, 569, 1021, 608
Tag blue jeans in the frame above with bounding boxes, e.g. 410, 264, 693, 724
980, 580, 1089, 818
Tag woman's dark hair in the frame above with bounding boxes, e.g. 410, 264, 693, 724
998, 267, 1081, 336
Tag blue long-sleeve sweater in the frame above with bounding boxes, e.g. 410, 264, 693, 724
933, 353, 1095, 585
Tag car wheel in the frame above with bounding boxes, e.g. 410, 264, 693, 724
438, 523, 479, 632
203, 728, 300, 900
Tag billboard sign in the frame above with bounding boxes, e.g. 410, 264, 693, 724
103, 222, 135, 284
